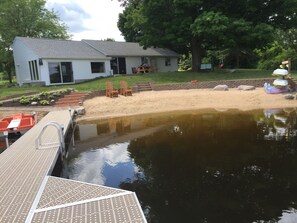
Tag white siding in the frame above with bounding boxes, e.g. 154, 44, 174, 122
13, 39, 40, 85
156, 57, 178, 72
125, 57, 142, 74
42, 59, 111, 86
73, 60, 111, 82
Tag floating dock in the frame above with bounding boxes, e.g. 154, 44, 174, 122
0, 110, 146, 223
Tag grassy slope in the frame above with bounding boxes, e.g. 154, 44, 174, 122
0, 69, 293, 99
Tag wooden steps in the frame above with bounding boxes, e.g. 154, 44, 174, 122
54, 92, 89, 107
135, 82, 152, 92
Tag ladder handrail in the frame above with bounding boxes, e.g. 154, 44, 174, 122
35, 121, 65, 157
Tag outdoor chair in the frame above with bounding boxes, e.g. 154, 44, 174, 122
106, 81, 118, 98
120, 81, 132, 96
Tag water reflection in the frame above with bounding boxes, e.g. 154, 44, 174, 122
61, 109, 297, 223
62, 142, 140, 187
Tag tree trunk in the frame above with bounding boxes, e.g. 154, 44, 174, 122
191, 38, 203, 72
8, 68, 12, 83
3, 62, 12, 83
236, 51, 240, 68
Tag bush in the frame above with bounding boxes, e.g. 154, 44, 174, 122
47, 95, 54, 100
30, 96, 40, 102
40, 91, 49, 97
53, 92, 61, 97
60, 89, 68, 94
19, 96, 30, 104
39, 100, 49, 106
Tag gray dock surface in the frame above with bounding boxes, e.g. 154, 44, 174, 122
0, 110, 146, 222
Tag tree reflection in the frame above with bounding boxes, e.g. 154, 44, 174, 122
120, 111, 297, 223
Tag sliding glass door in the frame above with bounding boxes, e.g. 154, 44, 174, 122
49, 62, 73, 84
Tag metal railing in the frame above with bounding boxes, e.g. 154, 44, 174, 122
35, 121, 65, 159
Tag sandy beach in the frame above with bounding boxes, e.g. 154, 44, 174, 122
1, 88, 297, 120
78, 88, 297, 121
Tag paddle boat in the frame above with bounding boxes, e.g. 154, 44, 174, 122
0, 113, 37, 148
0, 113, 37, 133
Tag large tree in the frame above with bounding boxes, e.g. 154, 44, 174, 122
0, 0, 70, 83
118, 0, 297, 71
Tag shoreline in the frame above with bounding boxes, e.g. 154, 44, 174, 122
77, 88, 297, 121
1, 87, 297, 121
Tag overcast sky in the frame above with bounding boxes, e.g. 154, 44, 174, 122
46, 0, 125, 41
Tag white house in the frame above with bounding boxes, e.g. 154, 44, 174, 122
13, 37, 180, 86
82, 39, 180, 75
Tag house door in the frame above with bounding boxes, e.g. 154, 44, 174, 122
49, 62, 73, 84
110, 58, 118, 75
118, 57, 126, 74
61, 62, 73, 83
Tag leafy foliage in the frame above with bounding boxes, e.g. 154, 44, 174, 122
0, 0, 70, 82
256, 29, 297, 70
39, 100, 49, 106
118, 0, 297, 71
19, 96, 30, 104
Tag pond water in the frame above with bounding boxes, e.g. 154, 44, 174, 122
59, 109, 297, 223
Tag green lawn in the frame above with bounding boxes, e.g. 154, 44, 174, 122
0, 69, 294, 100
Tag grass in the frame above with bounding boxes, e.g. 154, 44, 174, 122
0, 69, 295, 100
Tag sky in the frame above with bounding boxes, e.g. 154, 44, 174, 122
46, 0, 125, 41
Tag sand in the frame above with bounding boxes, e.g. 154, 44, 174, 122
78, 88, 297, 121
1, 88, 296, 121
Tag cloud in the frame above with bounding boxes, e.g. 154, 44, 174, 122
46, 0, 124, 41
46, 2, 91, 33
64, 142, 139, 186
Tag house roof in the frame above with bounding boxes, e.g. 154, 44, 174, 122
83, 39, 180, 57
14, 37, 108, 60
14, 37, 180, 59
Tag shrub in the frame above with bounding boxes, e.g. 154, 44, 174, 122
60, 89, 68, 94
19, 97, 30, 104
53, 92, 61, 97
40, 91, 49, 97
30, 96, 40, 102
47, 95, 54, 100
39, 100, 49, 106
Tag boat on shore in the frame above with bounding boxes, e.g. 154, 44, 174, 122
0, 113, 37, 134
0, 113, 38, 148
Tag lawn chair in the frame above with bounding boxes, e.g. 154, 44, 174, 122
106, 81, 118, 98
120, 81, 132, 96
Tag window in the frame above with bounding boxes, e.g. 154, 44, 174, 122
48, 62, 73, 84
165, 57, 171, 66
91, 62, 105, 73
141, 57, 149, 65
28, 60, 39, 80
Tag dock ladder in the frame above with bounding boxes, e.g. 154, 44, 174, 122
35, 121, 66, 159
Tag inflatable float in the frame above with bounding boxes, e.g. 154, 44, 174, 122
264, 83, 289, 94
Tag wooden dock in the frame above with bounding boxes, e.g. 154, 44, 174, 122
0, 110, 146, 223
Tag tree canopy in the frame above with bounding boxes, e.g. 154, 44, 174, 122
0, 0, 70, 82
118, 0, 297, 71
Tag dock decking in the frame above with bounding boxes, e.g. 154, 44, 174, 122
0, 110, 146, 223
